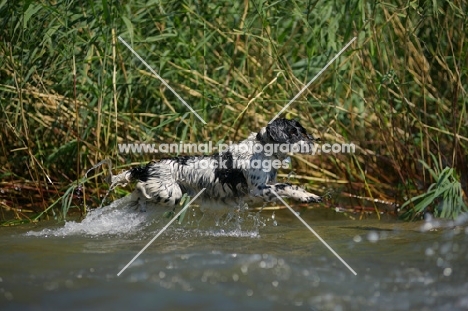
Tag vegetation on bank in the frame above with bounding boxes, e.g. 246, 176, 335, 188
1, 0, 467, 225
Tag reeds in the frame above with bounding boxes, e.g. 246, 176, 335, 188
1, 0, 467, 224
400, 156, 468, 220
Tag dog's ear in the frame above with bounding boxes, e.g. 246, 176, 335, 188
266, 118, 314, 143
266, 122, 290, 143
290, 119, 315, 141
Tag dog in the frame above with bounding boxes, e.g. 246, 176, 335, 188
111, 118, 321, 212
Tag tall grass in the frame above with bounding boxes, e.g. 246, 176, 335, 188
400, 156, 468, 220
0, 0, 467, 223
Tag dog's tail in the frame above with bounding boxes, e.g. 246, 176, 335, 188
109, 170, 133, 187
108, 164, 151, 187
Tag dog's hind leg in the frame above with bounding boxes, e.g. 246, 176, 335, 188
132, 180, 184, 211
252, 183, 321, 203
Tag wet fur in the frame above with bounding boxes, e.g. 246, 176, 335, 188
112, 118, 321, 211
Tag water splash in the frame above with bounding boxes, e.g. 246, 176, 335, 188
191, 228, 260, 238
82, 159, 117, 208
26, 196, 270, 238
271, 211, 277, 226
79, 158, 131, 209
26, 196, 152, 237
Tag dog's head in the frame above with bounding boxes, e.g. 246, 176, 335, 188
256, 118, 316, 155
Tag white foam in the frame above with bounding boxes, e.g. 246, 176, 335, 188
193, 228, 260, 238
25, 196, 268, 238
26, 196, 151, 237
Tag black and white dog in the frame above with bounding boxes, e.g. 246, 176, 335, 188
112, 118, 321, 212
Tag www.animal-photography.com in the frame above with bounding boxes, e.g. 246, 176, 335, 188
1, 1, 467, 310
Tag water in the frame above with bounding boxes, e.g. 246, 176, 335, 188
1, 201, 468, 310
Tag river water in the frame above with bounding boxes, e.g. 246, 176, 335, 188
1, 198, 467, 310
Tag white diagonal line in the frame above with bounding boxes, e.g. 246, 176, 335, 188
270, 37, 357, 123
270, 189, 357, 275
118, 36, 207, 125
117, 188, 206, 276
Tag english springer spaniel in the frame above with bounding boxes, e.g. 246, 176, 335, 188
111, 118, 321, 211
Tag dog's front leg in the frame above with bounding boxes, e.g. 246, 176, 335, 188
252, 183, 321, 203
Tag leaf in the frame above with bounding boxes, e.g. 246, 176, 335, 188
411, 192, 438, 214
141, 33, 178, 42
46, 140, 77, 163
419, 159, 438, 180
101, 0, 110, 25
149, 113, 180, 132
23, 2, 42, 29
433, 183, 452, 199
0, 0, 9, 11
400, 189, 436, 209
435, 167, 452, 188
61, 185, 76, 220
121, 16, 134, 44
